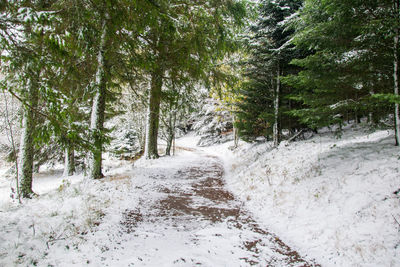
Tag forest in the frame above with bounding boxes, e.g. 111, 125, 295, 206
0, 0, 399, 266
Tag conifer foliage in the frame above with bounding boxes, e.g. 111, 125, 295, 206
1, 0, 399, 199
236, 0, 303, 144
0, 0, 247, 197
285, 0, 400, 141
237, 0, 400, 145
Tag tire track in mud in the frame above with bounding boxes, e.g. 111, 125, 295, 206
121, 152, 319, 266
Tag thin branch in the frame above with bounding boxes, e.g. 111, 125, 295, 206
286, 129, 305, 144
6, 88, 92, 149
2, 90, 21, 203
392, 214, 400, 230
7, 88, 50, 120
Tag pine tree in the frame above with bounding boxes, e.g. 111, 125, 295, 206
35, 1, 96, 176
285, 0, 398, 141
0, 1, 58, 198
236, 0, 304, 144
58, 0, 154, 178
1, 0, 248, 188
141, 0, 247, 159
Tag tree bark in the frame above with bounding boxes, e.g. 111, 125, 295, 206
165, 111, 176, 156
165, 132, 173, 156
233, 114, 239, 148
3, 91, 21, 203
18, 78, 39, 198
368, 88, 374, 124
273, 67, 280, 147
64, 144, 75, 176
88, 18, 108, 179
394, 0, 400, 146
145, 68, 163, 159
173, 133, 176, 156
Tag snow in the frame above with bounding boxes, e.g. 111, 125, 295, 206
195, 126, 400, 267
0, 155, 132, 266
0, 124, 399, 266
0, 148, 311, 266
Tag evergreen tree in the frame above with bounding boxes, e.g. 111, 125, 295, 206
57, 0, 154, 178
0, 0, 58, 198
0, 0, 248, 191
35, 1, 96, 176
141, 0, 247, 159
285, 0, 399, 142
236, 0, 304, 144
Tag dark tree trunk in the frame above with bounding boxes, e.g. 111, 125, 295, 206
394, 0, 400, 146
165, 132, 174, 156
145, 68, 163, 159
89, 17, 108, 179
18, 79, 39, 198
273, 67, 280, 147
165, 110, 176, 156
233, 114, 239, 148
64, 144, 75, 176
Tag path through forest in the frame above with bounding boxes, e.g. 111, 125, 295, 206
112, 148, 318, 266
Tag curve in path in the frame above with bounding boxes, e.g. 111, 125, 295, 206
120, 150, 319, 266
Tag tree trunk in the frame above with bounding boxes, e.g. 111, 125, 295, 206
145, 68, 163, 159
173, 134, 176, 156
368, 89, 374, 124
18, 79, 39, 198
394, 0, 400, 146
165, 132, 173, 156
233, 114, 239, 148
64, 144, 75, 176
88, 18, 108, 179
165, 110, 176, 156
273, 68, 280, 147
3, 91, 21, 203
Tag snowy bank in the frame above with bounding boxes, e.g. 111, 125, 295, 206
0, 156, 135, 266
197, 127, 400, 266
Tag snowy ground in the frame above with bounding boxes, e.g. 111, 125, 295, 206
0, 144, 316, 266
188, 126, 400, 267
0, 125, 399, 266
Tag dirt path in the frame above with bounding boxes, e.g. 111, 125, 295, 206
118, 150, 318, 266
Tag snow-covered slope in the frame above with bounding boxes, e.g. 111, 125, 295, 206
0, 155, 137, 266
196, 126, 400, 267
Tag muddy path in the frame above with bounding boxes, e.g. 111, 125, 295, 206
120, 151, 318, 266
